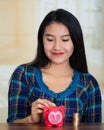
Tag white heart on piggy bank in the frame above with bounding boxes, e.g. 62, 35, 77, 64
48, 111, 62, 124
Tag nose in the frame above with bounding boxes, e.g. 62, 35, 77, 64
53, 40, 61, 50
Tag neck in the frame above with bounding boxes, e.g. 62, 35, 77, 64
42, 62, 73, 76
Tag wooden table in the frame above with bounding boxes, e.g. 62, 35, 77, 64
0, 123, 104, 130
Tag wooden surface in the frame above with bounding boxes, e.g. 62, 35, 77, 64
0, 123, 104, 130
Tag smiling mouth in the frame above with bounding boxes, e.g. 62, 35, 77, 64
52, 52, 64, 56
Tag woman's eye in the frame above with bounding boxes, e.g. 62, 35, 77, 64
63, 39, 69, 42
47, 39, 53, 42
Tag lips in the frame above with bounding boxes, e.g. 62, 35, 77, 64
52, 52, 64, 56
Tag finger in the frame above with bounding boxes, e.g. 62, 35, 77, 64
32, 98, 56, 107
37, 103, 45, 109
37, 109, 43, 114
36, 99, 49, 106
32, 104, 43, 114
32, 99, 43, 107
42, 99, 56, 106
32, 107, 43, 114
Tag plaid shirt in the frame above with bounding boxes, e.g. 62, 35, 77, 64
7, 64, 102, 123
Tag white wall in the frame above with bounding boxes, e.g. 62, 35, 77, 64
0, 65, 17, 122
0, 0, 38, 64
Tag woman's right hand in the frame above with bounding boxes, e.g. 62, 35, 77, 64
31, 98, 56, 123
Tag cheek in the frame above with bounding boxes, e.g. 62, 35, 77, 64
44, 43, 52, 53
43, 45, 51, 58
66, 44, 74, 55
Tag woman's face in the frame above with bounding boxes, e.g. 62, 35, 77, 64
43, 22, 74, 65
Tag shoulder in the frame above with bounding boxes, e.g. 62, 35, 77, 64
76, 70, 100, 89
76, 71, 101, 98
78, 71, 101, 94
13, 64, 37, 73
77, 70, 97, 82
11, 64, 39, 79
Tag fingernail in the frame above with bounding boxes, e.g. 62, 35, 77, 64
45, 104, 49, 106
51, 103, 56, 106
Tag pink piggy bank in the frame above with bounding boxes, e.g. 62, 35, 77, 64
43, 105, 65, 127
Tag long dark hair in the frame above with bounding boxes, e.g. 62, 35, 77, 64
29, 9, 88, 73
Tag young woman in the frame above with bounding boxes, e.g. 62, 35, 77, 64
7, 9, 102, 123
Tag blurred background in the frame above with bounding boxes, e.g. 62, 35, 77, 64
0, 0, 104, 122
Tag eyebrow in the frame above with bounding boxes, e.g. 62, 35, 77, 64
44, 34, 70, 37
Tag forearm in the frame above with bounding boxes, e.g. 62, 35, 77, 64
13, 116, 33, 123
13, 114, 43, 123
